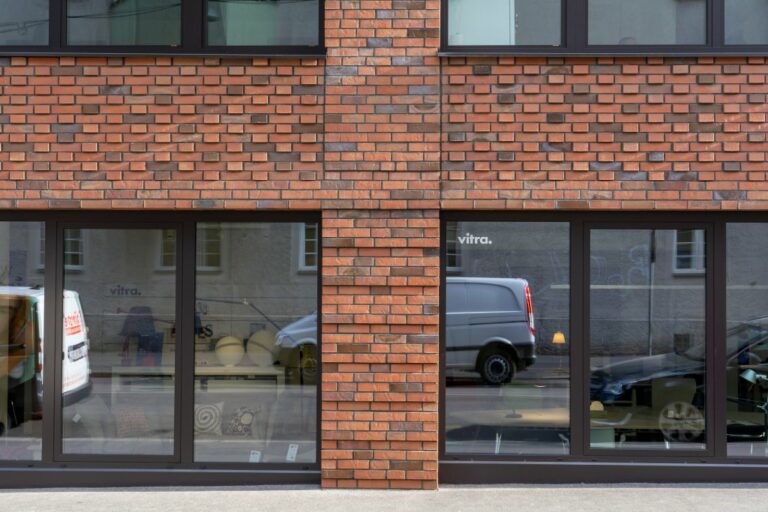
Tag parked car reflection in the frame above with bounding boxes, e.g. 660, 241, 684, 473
590, 319, 768, 446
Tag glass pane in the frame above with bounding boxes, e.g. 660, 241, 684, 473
444, 222, 570, 456
0, 222, 45, 460
448, 0, 561, 46
207, 0, 319, 46
726, 224, 768, 457
194, 222, 317, 463
61, 229, 176, 456
588, 0, 706, 45
0, 0, 48, 46
590, 229, 706, 450
67, 0, 181, 46
726, 0, 768, 44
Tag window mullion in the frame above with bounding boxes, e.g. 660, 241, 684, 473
183, 0, 204, 52
712, 0, 725, 49
567, 0, 588, 51
50, 0, 63, 49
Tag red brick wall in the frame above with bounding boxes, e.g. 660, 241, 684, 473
321, 210, 439, 489
1, 2, 767, 492
321, 0, 442, 490
442, 57, 768, 210
0, 56, 323, 209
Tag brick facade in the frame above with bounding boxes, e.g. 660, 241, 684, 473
0, 0, 767, 490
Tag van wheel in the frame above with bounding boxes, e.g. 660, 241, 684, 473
479, 350, 516, 385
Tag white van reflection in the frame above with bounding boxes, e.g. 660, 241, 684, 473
275, 277, 536, 385
0, 286, 91, 437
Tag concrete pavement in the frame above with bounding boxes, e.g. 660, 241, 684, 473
3, 484, 768, 512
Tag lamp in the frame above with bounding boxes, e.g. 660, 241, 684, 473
552, 331, 566, 345
740, 369, 768, 387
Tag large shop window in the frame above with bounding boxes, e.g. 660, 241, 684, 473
589, 228, 707, 451
726, 223, 768, 457
442, 0, 768, 54
0, 0, 322, 55
193, 222, 317, 464
0, 214, 319, 480
443, 221, 570, 456
0, 222, 45, 460
442, 215, 768, 479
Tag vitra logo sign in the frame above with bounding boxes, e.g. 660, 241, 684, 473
457, 233, 493, 245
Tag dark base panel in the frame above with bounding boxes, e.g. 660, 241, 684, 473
0, 468, 320, 489
440, 461, 768, 484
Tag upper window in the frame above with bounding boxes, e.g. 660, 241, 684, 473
207, 0, 320, 47
0, 0, 322, 54
673, 229, 706, 275
159, 224, 221, 271
40, 226, 84, 270
298, 222, 318, 272
725, 0, 768, 45
0, 0, 49, 46
588, 0, 706, 46
443, 0, 768, 53
67, 0, 181, 47
445, 222, 463, 274
448, 0, 561, 47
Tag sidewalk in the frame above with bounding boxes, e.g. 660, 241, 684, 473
3, 484, 768, 512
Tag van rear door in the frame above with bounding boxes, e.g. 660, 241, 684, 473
465, 282, 528, 347
445, 281, 470, 369
62, 292, 89, 396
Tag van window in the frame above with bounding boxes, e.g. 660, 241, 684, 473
465, 283, 520, 313
446, 283, 466, 312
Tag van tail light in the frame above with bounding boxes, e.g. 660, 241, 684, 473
524, 284, 535, 337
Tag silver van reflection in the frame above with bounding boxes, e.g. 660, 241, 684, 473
445, 277, 535, 384
275, 277, 536, 385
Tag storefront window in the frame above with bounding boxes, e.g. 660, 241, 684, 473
444, 221, 570, 456
61, 228, 177, 456
589, 229, 707, 451
726, 223, 768, 457
0, 222, 45, 461
193, 222, 317, 464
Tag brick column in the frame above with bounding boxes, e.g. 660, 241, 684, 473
321, 0, 442, 489
321, 210, 439, 489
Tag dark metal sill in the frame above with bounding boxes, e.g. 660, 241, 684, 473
438, 50, 768, 58
0, 466, 321, 488
440, 459, 768, 484
0, 51, 327, 59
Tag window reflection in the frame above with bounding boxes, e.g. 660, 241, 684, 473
193, 223, 317, 464
588, 0, 706, 45
0, 222, 45, 460
725, 0, 768, 45
68, 0, 181, 46
61, 228, 177, 456
444, 222, 570, 456
0, 0, 48, 46
726, 224, 768, 456
589, 229, 707, 450
448, 0, 561, 46
207, 0, 319, 46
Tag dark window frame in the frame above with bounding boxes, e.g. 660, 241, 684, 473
439, 211, 768, 484
0, 0, 324, 56
0, 210, 321, 487
440, 0, 768, 56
